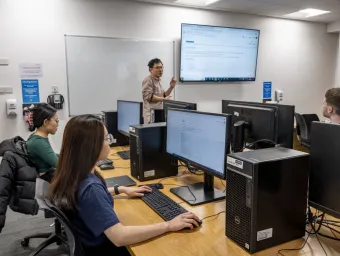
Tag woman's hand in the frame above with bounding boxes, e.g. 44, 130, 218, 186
121, 186, 152, 197
167, 212, 201, 231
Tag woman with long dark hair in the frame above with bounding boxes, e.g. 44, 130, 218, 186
50, 115, 200, 256
26, 103, 59, 181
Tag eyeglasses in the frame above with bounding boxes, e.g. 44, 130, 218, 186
104, 134, 114, 144
153, 66, 164, 70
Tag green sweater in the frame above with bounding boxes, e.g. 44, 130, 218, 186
26, 134, 58, 173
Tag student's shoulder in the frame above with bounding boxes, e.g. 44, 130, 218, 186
78, 174, 106, 196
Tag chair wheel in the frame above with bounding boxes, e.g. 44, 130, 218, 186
21, 239, 29, 247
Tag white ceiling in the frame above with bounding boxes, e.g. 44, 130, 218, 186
132, 0, 340, 23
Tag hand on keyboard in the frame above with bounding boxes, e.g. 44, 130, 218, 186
122, 186, 152, 197
168, 212, 201, 231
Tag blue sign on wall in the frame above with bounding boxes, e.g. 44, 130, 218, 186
263, 82, 272, 99
22, 80, 40, 104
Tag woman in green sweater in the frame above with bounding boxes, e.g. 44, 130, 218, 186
27, 103, 59, 182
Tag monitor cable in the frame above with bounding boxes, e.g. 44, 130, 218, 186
277, 207, 328, 256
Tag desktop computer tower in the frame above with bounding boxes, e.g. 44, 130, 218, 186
225, 147, 309, 254
102, 111, 129, 146
129, 122, 178, 181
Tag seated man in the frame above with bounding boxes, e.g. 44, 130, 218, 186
323, 88, 340, 124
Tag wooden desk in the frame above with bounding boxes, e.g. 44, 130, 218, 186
99, 147, 340, 256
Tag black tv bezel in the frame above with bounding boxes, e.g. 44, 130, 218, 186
179, 23, 261, 83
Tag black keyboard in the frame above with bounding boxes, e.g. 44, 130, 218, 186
117, 150, 130, 160
141, 184, 188, 221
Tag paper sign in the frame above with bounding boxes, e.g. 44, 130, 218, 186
263, 82, 272, 99
22, 80, 40, 104
19, 63, 43, 78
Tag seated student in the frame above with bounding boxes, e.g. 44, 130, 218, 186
323, 88, 340, 124
50, 115, 200, 256
26, 103, 59, 182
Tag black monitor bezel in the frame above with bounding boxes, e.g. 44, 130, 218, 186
117, 100, 143, 137
166, 108, 231, 180
180, 23, 261, 83
163, 99, 197, 121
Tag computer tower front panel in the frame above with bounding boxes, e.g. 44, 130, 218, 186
226, 162, 253, 253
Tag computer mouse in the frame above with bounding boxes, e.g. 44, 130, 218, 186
100, 164, 114, 170
155, 183, 164, 189
183, 219, 202, 231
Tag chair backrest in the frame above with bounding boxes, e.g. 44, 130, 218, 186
295, 113, 309, 141
302, 114, 320, 139
35, 178, 84, 256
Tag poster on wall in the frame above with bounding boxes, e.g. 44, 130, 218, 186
263, 82, 272, 100
19, 63, 43, 78
21, 80, 40, 104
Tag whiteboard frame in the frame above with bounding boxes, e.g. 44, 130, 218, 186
64, 34, 176, 117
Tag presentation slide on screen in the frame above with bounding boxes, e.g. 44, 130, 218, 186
180, 24, 260, 82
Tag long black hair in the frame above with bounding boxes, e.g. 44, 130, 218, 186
29, 103, 57, 132
50, 115, 106, 211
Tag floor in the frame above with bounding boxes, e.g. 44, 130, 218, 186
0, 208, 68, 256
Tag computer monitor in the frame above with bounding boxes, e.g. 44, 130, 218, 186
117, 100, 143, 137
309, 122, 340, 218
163, 99, 197, 121
222, 100, 295, 150
166, 108, 231, 206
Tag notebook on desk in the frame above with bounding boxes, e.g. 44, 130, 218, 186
105, 175, 136, 188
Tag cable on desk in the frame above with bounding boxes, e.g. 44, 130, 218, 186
160, 183, 197, 204
277, 207, 328, 256
201, 211, 225, 222
219, 178, 226, 193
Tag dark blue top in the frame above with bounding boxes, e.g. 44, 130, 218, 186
69, 173, 120, 247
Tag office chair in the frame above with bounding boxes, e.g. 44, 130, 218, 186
295, 113, 320, 148
21, 178, 84, 256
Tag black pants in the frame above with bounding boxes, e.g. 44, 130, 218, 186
84, 240, 130, 256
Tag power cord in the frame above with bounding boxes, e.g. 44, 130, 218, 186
219, 179, 226, 193
201, 211, 225, 222
277, 207, 328, 256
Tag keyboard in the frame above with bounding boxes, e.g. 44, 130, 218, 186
117, 150, 130, 160
141, 184, 188, 221
96, 158, 113, 167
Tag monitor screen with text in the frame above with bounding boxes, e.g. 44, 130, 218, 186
166, 109, 227, 178
180, 23, 260, 82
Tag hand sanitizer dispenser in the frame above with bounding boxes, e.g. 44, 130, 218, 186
6, 99, 17, 116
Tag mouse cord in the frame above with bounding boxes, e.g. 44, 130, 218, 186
201, 211, 226, 222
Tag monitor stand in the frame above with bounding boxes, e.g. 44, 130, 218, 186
170, 173, 225, 206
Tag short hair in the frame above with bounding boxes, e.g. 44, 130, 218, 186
148, 58, 163, 69
325, 88, 340, 115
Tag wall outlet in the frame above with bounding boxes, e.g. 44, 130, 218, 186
51, 85, 59, 94
0, 86, 13, 94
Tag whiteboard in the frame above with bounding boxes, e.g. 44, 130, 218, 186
65, 35, 175, 116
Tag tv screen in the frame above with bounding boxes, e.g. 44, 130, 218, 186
180, 23, 260, 82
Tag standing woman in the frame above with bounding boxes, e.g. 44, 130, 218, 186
50, 115, 200, 256
26, 103, 59, 182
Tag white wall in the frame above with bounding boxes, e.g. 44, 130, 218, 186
0, 0, 338, 151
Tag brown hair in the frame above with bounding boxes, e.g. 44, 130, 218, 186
325, 88, 340, 115
50, 114, 105, 212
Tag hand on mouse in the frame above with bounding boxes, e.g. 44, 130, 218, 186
167, 212, 200, 232
122, 186, 152, 197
